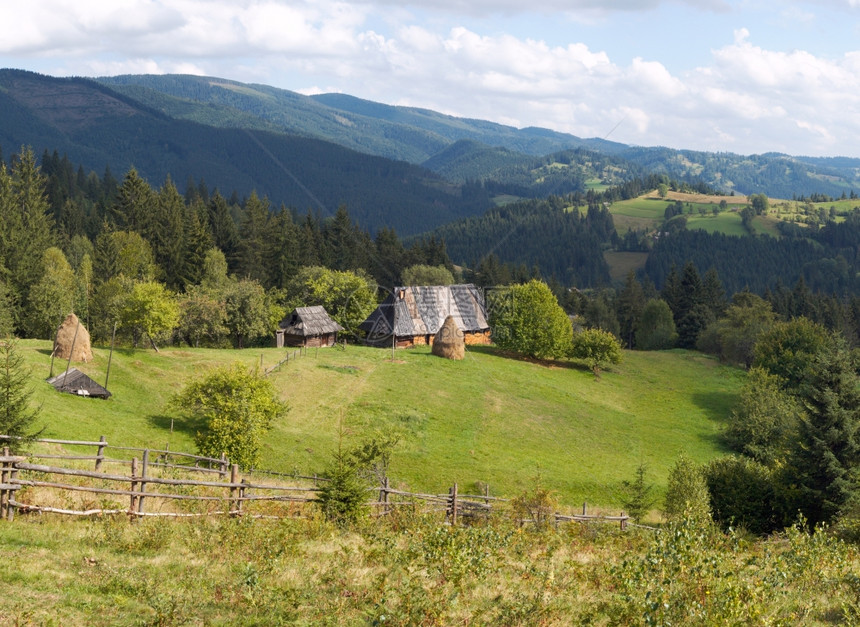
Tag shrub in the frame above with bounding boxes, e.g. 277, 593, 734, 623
704, 456, 778, 534
569, 327, 623, 376
170, 363, 288, 469
510, 472, 558, 530
664, 454, 711, 524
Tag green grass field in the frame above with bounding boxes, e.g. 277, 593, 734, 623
19, 340, 743, 508
686, 211, 747, 236
604, 251, 649, 281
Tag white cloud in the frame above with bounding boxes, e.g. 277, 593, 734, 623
1, 0, 859, 155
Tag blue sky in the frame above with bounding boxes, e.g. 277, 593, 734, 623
2, 0, 859, 157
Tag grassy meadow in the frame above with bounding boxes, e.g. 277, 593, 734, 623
18, 339, 742, 510
3, 506, 860, 625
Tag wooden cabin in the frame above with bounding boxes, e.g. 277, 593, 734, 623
360, 284, 491, 348
277, 306, 344, 348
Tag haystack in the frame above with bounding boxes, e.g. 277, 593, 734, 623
53, 313, 93, 363
432, 315, 465, 360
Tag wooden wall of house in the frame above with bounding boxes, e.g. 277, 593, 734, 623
284, 333, 337, 348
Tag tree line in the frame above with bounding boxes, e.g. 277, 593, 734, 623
0, 146, 454, 347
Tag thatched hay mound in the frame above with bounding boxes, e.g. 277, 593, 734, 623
432, 315, 465, 360
53, 313, 93, 363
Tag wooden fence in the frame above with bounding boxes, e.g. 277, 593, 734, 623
0, 436, 629, 529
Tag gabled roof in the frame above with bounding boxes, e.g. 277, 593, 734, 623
360, 284, 489, 339
47, 368, 111, 399
279, 306, 344, 337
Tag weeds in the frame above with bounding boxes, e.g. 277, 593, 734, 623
7, 510, 860, 625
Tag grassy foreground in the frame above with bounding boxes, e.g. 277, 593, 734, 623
1, 512, 859, 625
20, 340, 742, 508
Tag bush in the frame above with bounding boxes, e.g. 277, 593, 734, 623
725, 367, 799, 466
664, 455, 711, 524
704, 456, 778, 534
569, 327, 623, 376
510, 472, 558, 530
170, 363, 288, 469
490, 279, 573, 360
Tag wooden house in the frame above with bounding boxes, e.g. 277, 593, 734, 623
360, 284, 491, 348
277, 306, 344, 348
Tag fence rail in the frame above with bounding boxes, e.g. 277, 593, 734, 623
0, 437, 629, 529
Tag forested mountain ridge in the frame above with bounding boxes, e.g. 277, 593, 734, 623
97, 73, 860, 199
4, 68, 859, 221
0, 69, 493, 235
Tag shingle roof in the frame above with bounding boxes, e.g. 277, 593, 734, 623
46, 368, 111, 399
280, 306, 344, 337
360, 284, 488, 340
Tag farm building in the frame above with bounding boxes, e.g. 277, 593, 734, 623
47, 368, 111, 399
360, 284, 491, 348
277, 306, 344, 348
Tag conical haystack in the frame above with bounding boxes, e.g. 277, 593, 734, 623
53, 313, 93, 363
432, 315, 465, 360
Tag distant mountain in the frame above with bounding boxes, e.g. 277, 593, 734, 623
617, 147, 860, 199
99, 73, 860, 199
0, 69, 494, 235
422, 140, 640, 197
98, 74, 624, 163
2, 68, 858, 246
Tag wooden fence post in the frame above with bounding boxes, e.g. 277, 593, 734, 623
130, 457, 139, 515
229, 464, 239, 515
136, 450, 149, 517
582, 501, 587, 516
7, 462, 18, 521
378, 476, 390, 517
240, 478, 249, 516
219, 453, 228, 478
449, 483, 458, 526
95, 435, 107, 471
1, 446, 9, 520
620, 512, 627, 531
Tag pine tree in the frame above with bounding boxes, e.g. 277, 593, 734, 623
0, 337, 42, 451
617, 271, 645, 349
236, 192, 271, 286
787, 340, 860, 525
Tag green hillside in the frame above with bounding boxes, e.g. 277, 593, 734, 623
21, 340, 743, 508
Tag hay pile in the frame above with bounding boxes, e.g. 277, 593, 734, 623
432, 315, 465, 360
53, 313, 93, 362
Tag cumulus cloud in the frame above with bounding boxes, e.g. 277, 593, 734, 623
1, 0, 859, 155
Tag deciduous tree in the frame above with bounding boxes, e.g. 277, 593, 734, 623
170, 363, 288, 470
570, 327, 623, 376
490, 279, 572, 360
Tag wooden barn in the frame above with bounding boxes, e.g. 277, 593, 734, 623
277, 306, 344, 348
47, 368, 111, 399
360, 284, 491, 348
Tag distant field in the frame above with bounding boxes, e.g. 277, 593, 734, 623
19, 340, 742, 508
686, 212, 747, 236
491, 194, 523, 206
605, 251, 649, 281
586, 178, 610, 192
610, 197, 669, 220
